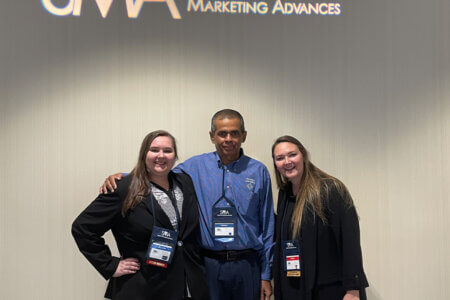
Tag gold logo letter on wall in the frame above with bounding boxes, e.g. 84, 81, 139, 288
126, 0, 181, 19
41, 0, 81, 16
42, 0, 181, 19
95, 0, 114, 18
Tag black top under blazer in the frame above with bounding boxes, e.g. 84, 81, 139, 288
273, 180, 369, 300
72, 172, 209, 300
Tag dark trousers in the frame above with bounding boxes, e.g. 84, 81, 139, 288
204, 254, 261, 300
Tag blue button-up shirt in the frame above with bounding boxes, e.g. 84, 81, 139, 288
173, 151, 274, 280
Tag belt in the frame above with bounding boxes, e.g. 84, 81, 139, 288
201, 248, 256, 261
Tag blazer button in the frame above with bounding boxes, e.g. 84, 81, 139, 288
354, 274, 359, 279
177, 241, 183, 247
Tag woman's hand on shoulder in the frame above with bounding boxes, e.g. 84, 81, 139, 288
112, 257, 140, 277
343, 290, 359, 300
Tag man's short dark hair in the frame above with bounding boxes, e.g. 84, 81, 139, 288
210, 109, 246, 133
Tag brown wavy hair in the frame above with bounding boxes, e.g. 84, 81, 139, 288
122, 130, 178, 216
271, 135, 353, 238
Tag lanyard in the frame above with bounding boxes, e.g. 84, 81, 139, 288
212, 166, 236, 208
211, 165, 239, 243
281, 193, 290, 240
146, 190, 179, 268
281, 192, 302, 276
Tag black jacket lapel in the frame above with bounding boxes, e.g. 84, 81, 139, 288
301, 206, 318, 300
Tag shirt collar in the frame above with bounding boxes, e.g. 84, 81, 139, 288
214, 148, 245, 170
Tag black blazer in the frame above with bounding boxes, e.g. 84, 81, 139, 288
273, 181, 369, 300
72, 172, 209, 300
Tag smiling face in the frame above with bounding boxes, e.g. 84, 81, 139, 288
209, 117, 247, 165
145, 136, 176, 180
273, 142, 304, 185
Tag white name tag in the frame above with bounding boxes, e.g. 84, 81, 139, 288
214, 223, 235, 236
286, 255, 300, 270
149, 242, 173, 262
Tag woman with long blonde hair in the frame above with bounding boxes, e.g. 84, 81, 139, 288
271, 135, 368, 300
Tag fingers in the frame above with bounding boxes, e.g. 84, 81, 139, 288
113, 258, 140, 278
100, 179, 111, 195
260, 284, 265, 300
260, 289, 269, 300
102, 177, 115, 194
113, 174, 123, 188
106, 174, 121, 192
108, 175, 117, 190
105, 179, 113, 193
100, 173, 123, 194
122, 259, 140, 272
100, 181, 108, 194
343, 290, 360, 300
260, 280, 272, 300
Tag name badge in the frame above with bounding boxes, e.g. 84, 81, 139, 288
282, 240, 301, 277
212, 207, 237, 243
146, 226, 178, 268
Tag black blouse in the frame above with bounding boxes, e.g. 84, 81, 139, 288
278, 190, 307, 299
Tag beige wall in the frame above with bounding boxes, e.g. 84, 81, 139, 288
1, 0, 449, 299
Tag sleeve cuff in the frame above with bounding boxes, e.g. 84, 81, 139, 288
260, 269, 272, 281
342, 272, 369, 290
101, 256, 121, 280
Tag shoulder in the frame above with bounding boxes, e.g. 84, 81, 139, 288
320, 178, 353, 211
171, 172, 197, 202
171, 171, 193, 184
240, 154, 270, 173
114, 173, 133, 198
275, 185, 289, 214
187, 152, 215, 163
177, 152, 215, 169
171, 171, 195, 190
235, 155, 271, 189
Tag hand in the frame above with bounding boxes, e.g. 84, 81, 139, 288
343, 290, 359, 300
260, 280, 272, 300
112, 257, 140, 277
99, 173, 123, 194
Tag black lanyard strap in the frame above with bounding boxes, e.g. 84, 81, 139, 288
212, 167, 236, 208
281, 195, 289, 241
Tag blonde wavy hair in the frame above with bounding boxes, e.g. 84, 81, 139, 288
271, 135, 353, 238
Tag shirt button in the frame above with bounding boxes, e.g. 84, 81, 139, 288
227, 170, 230, 173
226, 185, 230, 189
177, 241, 183, 247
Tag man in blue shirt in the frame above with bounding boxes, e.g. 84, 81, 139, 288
101, 109, 274, 300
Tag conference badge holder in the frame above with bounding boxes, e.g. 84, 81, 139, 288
146, 226, 178, 268
212, 207, 237, 243
282, 240, 301, 277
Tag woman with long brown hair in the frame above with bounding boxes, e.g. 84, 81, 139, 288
72, 130, 208, 300
271, 135, 368, 300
